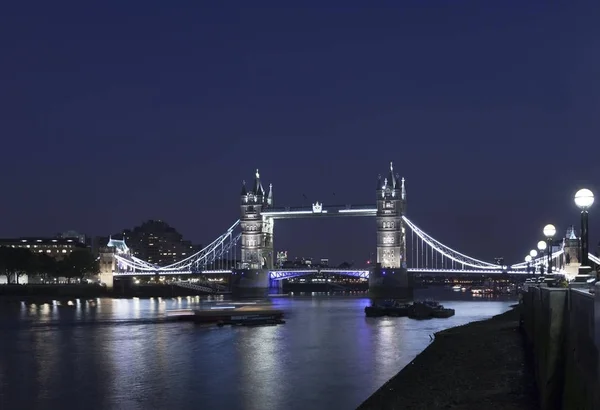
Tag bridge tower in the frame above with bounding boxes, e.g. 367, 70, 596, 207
240, 170, 265, 269
239, 170, 274, 269
100, 237, 131, 290
369, 162, 413, 299
234, 170, 273, 297
375, 161, 406, 267
99, 245, 115, 289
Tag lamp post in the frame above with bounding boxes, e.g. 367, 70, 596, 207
529, 250, 538, 274
525, 255, 532, 274
537, 241, 547, 272
543, 224, 556, 274
574, 189, 594, 270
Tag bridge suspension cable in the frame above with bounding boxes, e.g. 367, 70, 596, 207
587, 253, 600, 266
402, 216, 500, 269
114, 220, 241, 272
113, 216, 505, 273
510, 248, 564, 269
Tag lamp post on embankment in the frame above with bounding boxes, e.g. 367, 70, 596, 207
543, 224, 556, 274
537, 241, 547, 274
525, 255, 532, 274
574, 189, 594, 277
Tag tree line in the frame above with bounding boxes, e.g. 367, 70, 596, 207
0, 247, 99, 284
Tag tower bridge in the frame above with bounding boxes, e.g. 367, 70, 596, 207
101, 162, 577, 297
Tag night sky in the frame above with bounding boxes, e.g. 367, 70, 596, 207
2, 1, 599, 265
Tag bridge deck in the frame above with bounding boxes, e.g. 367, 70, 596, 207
113, 268, 535, 279
261, 204, 376, 219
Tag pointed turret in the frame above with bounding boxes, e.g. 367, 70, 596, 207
253, 169, 265, 197
388, 161, 397, 189
401, 177, 406, 200
267, 183, 273, 206
376, 174, 383, 190
240, 180, 247, 196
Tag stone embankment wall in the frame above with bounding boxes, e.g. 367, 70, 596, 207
522, 284, 600, 410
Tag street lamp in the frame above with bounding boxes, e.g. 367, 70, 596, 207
574, 188, 594, 270
529, 249, 538, 258
537, 240, 547, 252
525, 255, 532, 274
543, 224, 556, 274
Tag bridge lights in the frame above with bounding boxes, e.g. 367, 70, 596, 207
574, 189, 594, 270
529, 249, 538, 258
543, 224, 556, 274
537, 241, 546, 251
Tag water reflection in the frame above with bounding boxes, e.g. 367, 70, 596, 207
0, 289, 516, 410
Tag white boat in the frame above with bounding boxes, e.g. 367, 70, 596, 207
452, 285, 461, 291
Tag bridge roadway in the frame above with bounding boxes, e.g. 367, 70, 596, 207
261, 204, 376, 219
113, 268, 533, 279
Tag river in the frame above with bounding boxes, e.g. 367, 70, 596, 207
0, 288, 516, 410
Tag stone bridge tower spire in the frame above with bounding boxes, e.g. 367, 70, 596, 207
370, 161, 412, 299
375, 161, 405, 268
240, 171, 264, 269
239, 169, 274, 270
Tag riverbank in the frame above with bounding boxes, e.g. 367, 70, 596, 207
358, 306, 538, 409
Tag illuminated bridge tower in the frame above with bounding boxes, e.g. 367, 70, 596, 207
240, 170, 265, 269
369, 162, 413, 299
234, 169, 273, 297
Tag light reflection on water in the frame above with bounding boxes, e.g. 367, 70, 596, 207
0, 289, 516, 410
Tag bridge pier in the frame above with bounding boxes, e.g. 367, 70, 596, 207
231, 269, 270, 298
269, 278, 283, 294
368, 266, 414, 300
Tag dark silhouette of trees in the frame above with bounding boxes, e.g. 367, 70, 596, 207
58, 249, 99, 283
0, 247, 98, 284
0, 247, 35, 284
34, 253, 58, 283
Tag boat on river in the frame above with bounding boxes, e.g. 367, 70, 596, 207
365, 300, 411, 317
365, 300, 455, 319
167, 306, 285, 326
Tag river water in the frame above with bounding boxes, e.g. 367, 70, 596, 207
0, 289, 515, 410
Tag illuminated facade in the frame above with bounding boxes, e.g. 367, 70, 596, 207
375, 162, 407, 268
99, 238, 132, 288
0, 237, 87, 260
240, 170, 274, 269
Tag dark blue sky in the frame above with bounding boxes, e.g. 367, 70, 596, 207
1, 1, 599, 265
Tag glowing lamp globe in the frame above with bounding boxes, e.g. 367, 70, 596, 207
543, 224, 556, 238
574, 189, 594, 210
529, 249, 538, 258
537, 240, 547, 251
525, 255, 532, 263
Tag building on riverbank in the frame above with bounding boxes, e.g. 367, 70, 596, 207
94, 219, 201, 265
0, 237, 88, 260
